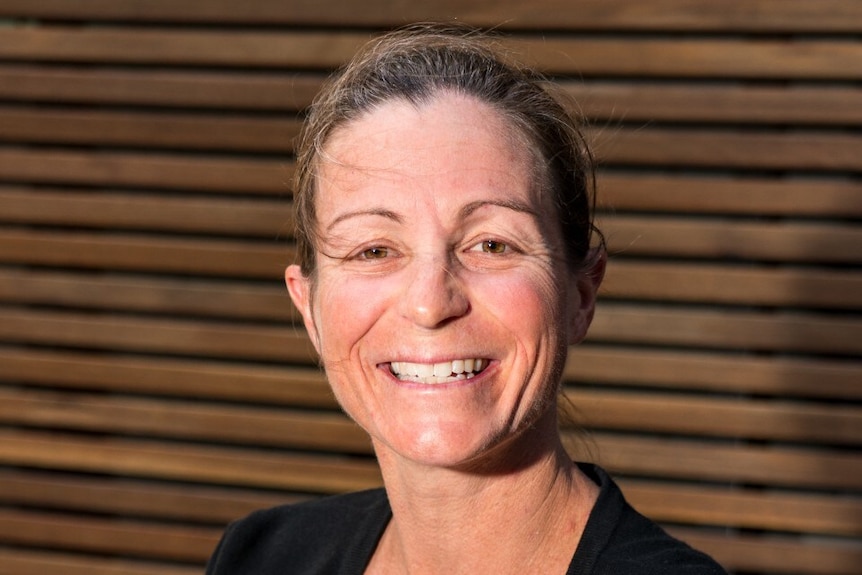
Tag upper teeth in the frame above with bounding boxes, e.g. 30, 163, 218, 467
390, 359, 488, 383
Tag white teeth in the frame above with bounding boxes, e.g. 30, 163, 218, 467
417, 363, 434, 378
451, 359, 464, 374
389, 358, 488, 384
432, 362, 450, 377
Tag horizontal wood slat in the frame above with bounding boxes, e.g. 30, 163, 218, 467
0, 469, 293, 524
674, 530, 862, 575
0, 228, 290, 278
0, 186, 292, 237
566, 389, 861, 445
594, 128, 862, 172
0, 269, 297, 322
582, 433, 861, 490
0, 429, 383, 493
565, 346, 862, 399
512, 37, 862, 80
589, 304, 862, 355
567, 83, 862, 126
599, 173, 862, 217
0, 387, 372, 453
0, 27, 370, 69
620, 480, 862, 537
0, 65, 323, 112
0, 347, 337, 407
0, 508, 219, 563
602, 261, 862, 309
0, 147, 289, 193
604, 217, 862, 264
1, 27, 860, 80
0, 106, 301, 153
4, 66, 861, 127
0, 307, 311, 362
0, 548, 202, 575
1, 0, 861, 33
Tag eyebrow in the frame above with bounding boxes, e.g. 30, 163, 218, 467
325, 208, 403, 233
459, 198, 539, 219
325, 199, 537, 233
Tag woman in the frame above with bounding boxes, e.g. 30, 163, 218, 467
206, 24, 726, 575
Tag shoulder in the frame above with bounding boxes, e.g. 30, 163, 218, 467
206, 488, 390, 575
594, 507, 727, 575
575, 464, 727, 575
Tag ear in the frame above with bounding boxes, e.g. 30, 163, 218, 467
567, 248, 606, 346
285, 264, 321, 354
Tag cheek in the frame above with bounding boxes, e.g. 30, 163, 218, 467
476, 268, 564, 332
312, 275, 394, 361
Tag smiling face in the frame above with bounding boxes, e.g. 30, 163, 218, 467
286, 92, 596, 471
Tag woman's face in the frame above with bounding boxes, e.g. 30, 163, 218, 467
286, 93, 599, 470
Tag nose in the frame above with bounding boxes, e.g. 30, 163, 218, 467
399, 254, 470, 329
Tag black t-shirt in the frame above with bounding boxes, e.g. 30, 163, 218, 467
206, 464, 727, 574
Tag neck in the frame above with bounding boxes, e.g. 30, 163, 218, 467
368, 414, 598, 574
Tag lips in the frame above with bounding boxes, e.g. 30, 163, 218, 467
389, 358, 489, 384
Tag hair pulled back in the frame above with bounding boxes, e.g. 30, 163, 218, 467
292, 23, 602, 276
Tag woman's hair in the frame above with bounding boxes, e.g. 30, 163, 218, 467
292, 22, 603, 276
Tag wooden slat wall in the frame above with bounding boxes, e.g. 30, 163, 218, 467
0, 2, 859, 573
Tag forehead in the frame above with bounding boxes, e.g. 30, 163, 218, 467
316, 92, 546, 212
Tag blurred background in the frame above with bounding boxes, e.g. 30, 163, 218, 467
0, 2, 859, 574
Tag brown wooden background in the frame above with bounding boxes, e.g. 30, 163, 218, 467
0, 2, 860, 574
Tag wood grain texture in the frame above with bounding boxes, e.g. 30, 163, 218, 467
1, 0, 860, 33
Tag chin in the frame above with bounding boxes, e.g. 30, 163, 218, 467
371, 423, 498, 469
375, 416, 550, 473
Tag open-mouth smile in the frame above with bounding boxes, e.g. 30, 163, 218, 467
388, 359, 490, 384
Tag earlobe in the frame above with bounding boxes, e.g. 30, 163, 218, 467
568, 248, 607, 345
284, 264, 321, 354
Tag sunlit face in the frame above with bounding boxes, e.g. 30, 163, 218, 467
286, 92, 597, 470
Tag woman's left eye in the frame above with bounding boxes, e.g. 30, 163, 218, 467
360, 246, 389, 259
475, 240, 508, 254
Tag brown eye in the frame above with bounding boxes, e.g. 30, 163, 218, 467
361, 247, 389, 259
481, 240, 507, 254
